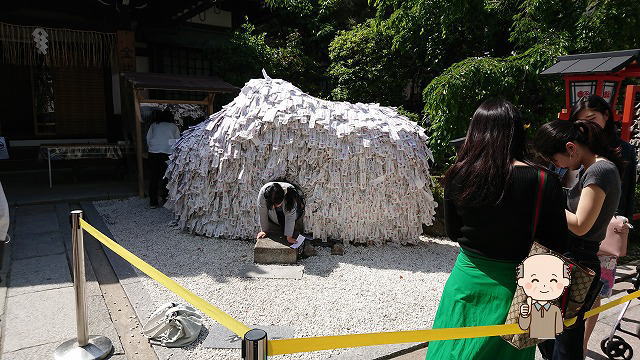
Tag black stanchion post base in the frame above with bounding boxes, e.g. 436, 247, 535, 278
242, 329, 267, 360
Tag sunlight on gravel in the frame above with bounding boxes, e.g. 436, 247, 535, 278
95, 197, 458, 360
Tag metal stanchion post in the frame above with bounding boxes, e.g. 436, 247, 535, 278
54, 210, 113, 360
242, 329, 268, 360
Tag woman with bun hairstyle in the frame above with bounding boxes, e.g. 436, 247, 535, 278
534, 120, 623, 360
568, 95, 637, 355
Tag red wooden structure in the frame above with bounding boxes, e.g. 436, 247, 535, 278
541, 49, 640, 142
542, 49, 640, 220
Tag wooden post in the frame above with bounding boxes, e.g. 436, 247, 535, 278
116, 31, 136, 72
116, 30, 136, 192
133, 89, 145, 197
207, 93, 216, 115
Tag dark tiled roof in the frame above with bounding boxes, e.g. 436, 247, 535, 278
541, 49, 640, 75
122, 72, 238, 93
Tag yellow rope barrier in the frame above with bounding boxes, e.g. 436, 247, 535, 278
267, 289, 640, 355
80, 218, 640, 356
80, 219, 252, 337
268, 324, 526, 355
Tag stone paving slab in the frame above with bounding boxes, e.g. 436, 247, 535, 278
11, 231, 65, 260
86, 294, 126, 355
0, 277, 6, 318
2, 341, 62, 360
203, 325, 295, 349
60, 240, 100, 285
4, 179, 137, 206
332, 343, 424, 360
0, 244, 10, 318
0, 340, 124, 360
585, 303, 640, 359
7, 253, 72, 297
104, 244, 142, 284
55, 202, 72, 245
121, 277, 155, 326
80, 201, 140, 284
3, 287, 124, 354
15, 204, 54, 216
238, 264, 304, 279
153, 345, 187, 360
14, 211, 59, 236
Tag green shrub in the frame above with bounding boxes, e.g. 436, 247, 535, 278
422, 43, 565, 169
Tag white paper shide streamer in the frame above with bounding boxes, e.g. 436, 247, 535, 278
166, 73, 437, 244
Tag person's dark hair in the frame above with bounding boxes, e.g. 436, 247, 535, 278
569, 95, 618, 144
155, 109, 174, 124
444, 98, 527, 206
283, 187, 300, 212
270, 178, 305, 213
264, 183, 285, 210
534, 120, 624, 175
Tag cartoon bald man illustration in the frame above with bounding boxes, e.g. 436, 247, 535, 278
517, 254, 571, 339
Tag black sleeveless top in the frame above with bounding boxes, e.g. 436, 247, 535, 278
444, 167, 568, 262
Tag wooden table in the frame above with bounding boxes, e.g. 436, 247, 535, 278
39, 144, 128, 188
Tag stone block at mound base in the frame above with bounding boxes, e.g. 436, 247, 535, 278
254, 237, 297, 264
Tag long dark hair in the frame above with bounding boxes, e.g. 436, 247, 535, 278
534, 120, 624, 175
444, 98, 526, 206
264, 178, 305, 213
569, 95, 618, 144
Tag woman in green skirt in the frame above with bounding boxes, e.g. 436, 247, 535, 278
426, 99, 568, 360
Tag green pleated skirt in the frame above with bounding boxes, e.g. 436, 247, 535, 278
425, 249, 535, 360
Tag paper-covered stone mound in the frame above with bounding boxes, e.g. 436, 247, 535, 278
165, 72, 436, 244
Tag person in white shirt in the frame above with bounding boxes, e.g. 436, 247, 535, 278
146, 109, 180, 208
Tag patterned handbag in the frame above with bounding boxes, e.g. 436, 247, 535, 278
501, 170, 596, 350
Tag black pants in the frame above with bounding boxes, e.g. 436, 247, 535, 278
538, 240, 602, 360
148, 152, 169, 206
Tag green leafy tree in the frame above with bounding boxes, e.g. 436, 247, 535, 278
423, 43, 566, 167
329, 0, 488, 111
574, 0, 640, 52
259, 0, 374, 97
328, 19, 405, 105
423, 0, 640, 168
509, 0, 577, 50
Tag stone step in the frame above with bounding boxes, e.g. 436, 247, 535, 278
253, 237, 297, 264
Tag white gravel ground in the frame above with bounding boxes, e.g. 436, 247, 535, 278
94, 197, 459, 359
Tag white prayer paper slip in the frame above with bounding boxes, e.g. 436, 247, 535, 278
290, 235, 306, 249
